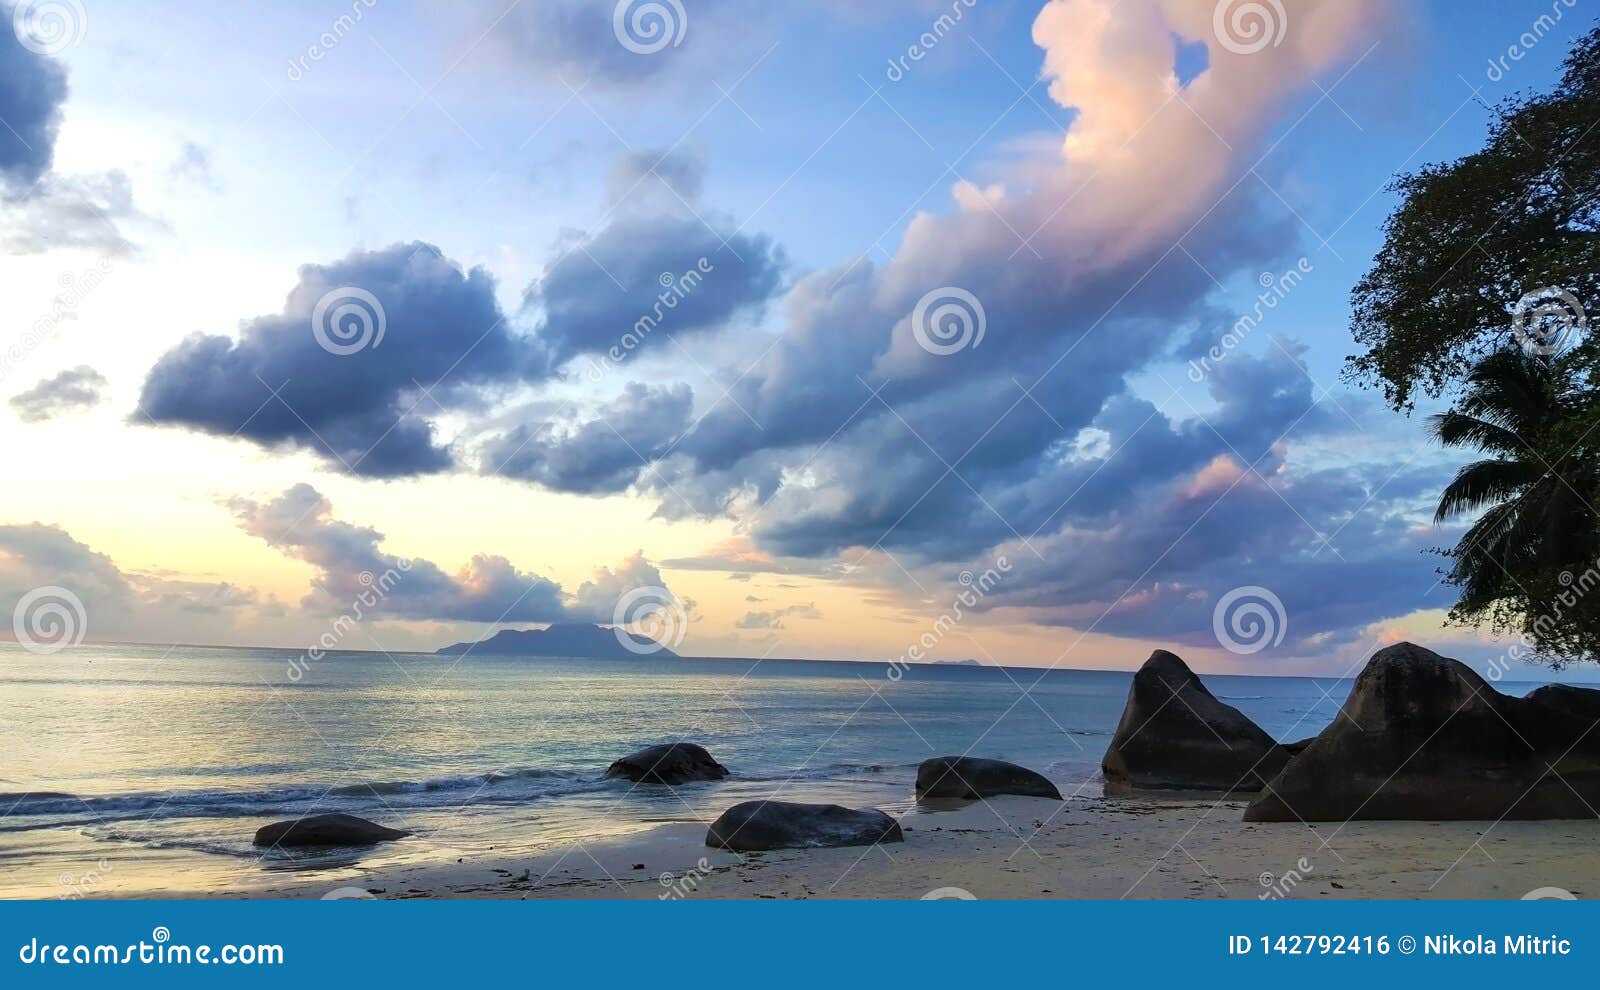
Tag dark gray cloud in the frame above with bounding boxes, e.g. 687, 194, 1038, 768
528, 216, 785, 369
481, 382, 692, 493
138, 242, 541, 477
10, 364, 106, 422
483, 0, 730, 89
0, 17, 66, 187
231, 484, 677, 625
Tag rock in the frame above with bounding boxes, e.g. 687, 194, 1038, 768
915, 757, 1062, 801
1245, 642, 1600, 822
253, 813, 410, 848
606, 743, 729, 785
705, 800, 903, 851
1102, 649, 1290, 793
1282, 737, 1317, 756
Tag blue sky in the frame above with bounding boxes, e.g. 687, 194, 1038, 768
2, 0, 1596, 678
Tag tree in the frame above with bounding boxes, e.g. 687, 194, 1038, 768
1430, 348, 1600, 664
1350, 25, 1600, 664
1348, 25, 1600, 410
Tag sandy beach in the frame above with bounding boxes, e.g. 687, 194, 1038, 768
244, 794, 1600, 901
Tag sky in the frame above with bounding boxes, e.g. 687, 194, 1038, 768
1, 0, 1595, 679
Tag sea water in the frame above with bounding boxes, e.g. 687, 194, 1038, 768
0, 641, 1552, 897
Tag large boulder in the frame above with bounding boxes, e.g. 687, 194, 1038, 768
1246, 642, 1600, 822
705, 800, 903, 852
606, 743, 729, 785
253, 813, 410, 848
1102, 650, 1291, 793
915, 757, 1062, 801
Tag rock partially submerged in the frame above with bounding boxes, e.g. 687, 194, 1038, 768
606, 743, 730, 785
253, 813, 411, 848
915, 757, 1062, 801
1246, 642, 1600, 822
1102, 650, 1290, 793
705, 800, 903, 852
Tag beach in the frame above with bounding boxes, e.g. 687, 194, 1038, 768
247, 794, 1600, 901
7, 642, 1596, 902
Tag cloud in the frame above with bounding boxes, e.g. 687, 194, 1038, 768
168, 141, 220, 193
481, 382, 693, 493
0, 523, 270, 645
735, 602, 822, 631
571, 551, 675, 620
0, 16, 150, 256
230, 484, 676, 625
9, 364, 106, 422
138, 242, 542, 477
524, 149, 786, 369
0, 12, 66, 187
481, 0, 730, 90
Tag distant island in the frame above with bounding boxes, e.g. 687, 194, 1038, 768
434, 623, 679, 659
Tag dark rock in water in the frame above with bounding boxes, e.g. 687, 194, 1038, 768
705, 800, 903, 851
1282, 737, 1317, 756
253, 813, 411, 848
1246, 642, 1600, 822
1102, 649, 1290, 793
606, 743, 729, 785
915, 756, 1062, 801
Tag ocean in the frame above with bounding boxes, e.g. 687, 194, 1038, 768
0, 641, 1552, 898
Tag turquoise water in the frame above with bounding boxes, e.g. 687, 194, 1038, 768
0, 641, 1552, 898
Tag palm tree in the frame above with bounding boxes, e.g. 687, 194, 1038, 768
1430, 349, 1595, 618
